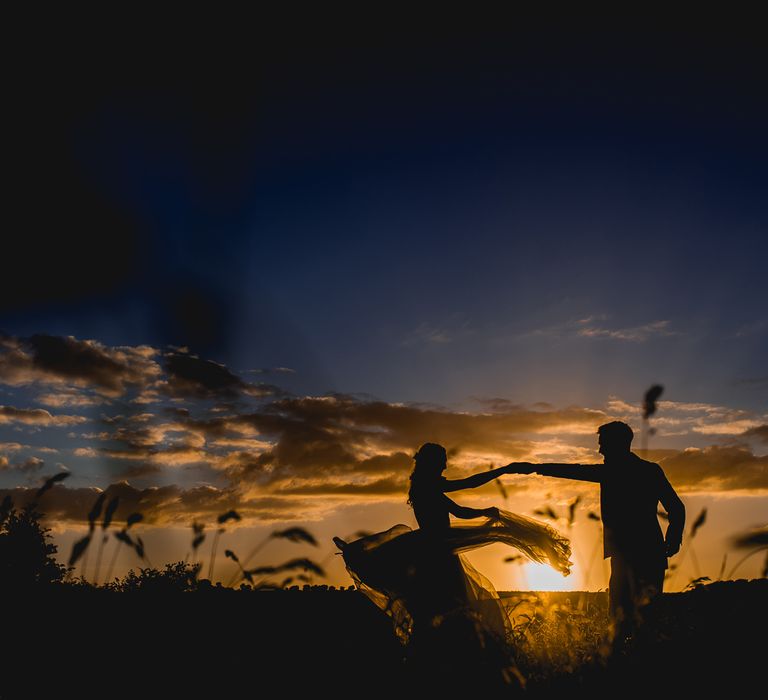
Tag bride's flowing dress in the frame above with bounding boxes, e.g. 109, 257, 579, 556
337, 509, 572, 645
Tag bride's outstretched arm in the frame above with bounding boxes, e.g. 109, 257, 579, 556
444, 495, 497, 520
442, 465, 510, 493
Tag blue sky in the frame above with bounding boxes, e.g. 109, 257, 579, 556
6, 27, 765, 409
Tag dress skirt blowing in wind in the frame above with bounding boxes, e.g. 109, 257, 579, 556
336, 509, 572, 645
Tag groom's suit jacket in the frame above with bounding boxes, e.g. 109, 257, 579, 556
535, 452, 685, 564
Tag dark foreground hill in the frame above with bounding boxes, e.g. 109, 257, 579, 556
2, 579, 765, 698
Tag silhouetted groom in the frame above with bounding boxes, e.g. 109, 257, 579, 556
509, 420, 685, 643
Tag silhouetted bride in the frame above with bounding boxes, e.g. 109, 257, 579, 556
334, 443, 571, 658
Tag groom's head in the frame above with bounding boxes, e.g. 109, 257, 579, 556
597, 421, 634, 461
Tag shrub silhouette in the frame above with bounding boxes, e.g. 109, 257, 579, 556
110, 561, 202, 593
0, 500, 67, 588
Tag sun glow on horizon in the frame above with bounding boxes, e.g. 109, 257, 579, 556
523, 562, 576, 592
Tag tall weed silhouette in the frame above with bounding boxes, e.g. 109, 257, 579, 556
728, 526, 768, 578
208, 510, 241, 581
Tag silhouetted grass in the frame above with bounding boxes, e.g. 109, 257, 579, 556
94, 496, 119, 584
567, 496, 581, 527
227, 525, 319, 586
207, 510, 241, 581
34, 471, 71, 500
104, 512, 144, 585
4, 486, 766, 690
727, 525, 768, 578
640, 384, 664, 452
76, 492, 106, 582
533, 506, 559, 521
4, 470, 767, 697
187, 521, 206, 564
642, 385, 664, 420
670, 506, 708, 584
68, 535, 91, 569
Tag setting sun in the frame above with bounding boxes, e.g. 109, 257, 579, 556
524, 562, 576, 592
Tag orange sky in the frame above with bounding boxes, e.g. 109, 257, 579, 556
1, 336, 766, 590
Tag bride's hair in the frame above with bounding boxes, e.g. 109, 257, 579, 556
407, 442, 447, 507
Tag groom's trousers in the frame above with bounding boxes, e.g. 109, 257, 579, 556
608, 552, 666, 637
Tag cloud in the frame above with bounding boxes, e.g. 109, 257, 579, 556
692, 420, 765, 435
0, 455, 45, 475
605, 397, 767, 438
76, 444, 208, 467
47, 387, 766, 497
576, 319, 675, 342
264, 452, 416, 496
735, 376, 768, 387
402, 322, 454, 346
0, 334, 289, 408
280, 394, 604, 444
68, 414, 216, 468
116, 463, 163, 479
132, 388, 163, 404
741, 425, 768, 444
60, 394, 610, 498
734, 319, 768, 338
401, 316, 473, 347
194, 396, 767, 497
277, 474, 409, 496
175, 396, 609, 494
1, 329, 765, 503
18, 456, 44, 473
472, 398, 525, 412
162, 350, 279, 399
659, 445, 768, 492
0, 481, 315, 525
0, 406, 87, 427
0, 334, 160, 397
36, 390, 107, 407
519, 316, 677, 343
0, 442, 29, 451
73, 447, 98, 457
208, 437, 273, 450
94, 418, 206, 448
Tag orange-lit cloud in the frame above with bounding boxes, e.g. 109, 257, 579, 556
0, 442, 30, 451
0, 455, 45, 474
36, 390, 107, 407
0, 334, 160, 396
0, 334, 276, 403
658, 445, 768, 492
2, 334, 766, 525
7, 437, 764, 527
605, 398, 767, 438
742, 424, 768, 444
0, 481, 329, 525
0, 405, 87, 427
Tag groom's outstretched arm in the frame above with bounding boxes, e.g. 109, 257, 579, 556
506, 462, 603, 483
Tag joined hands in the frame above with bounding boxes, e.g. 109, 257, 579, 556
503, 462, 536, 475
